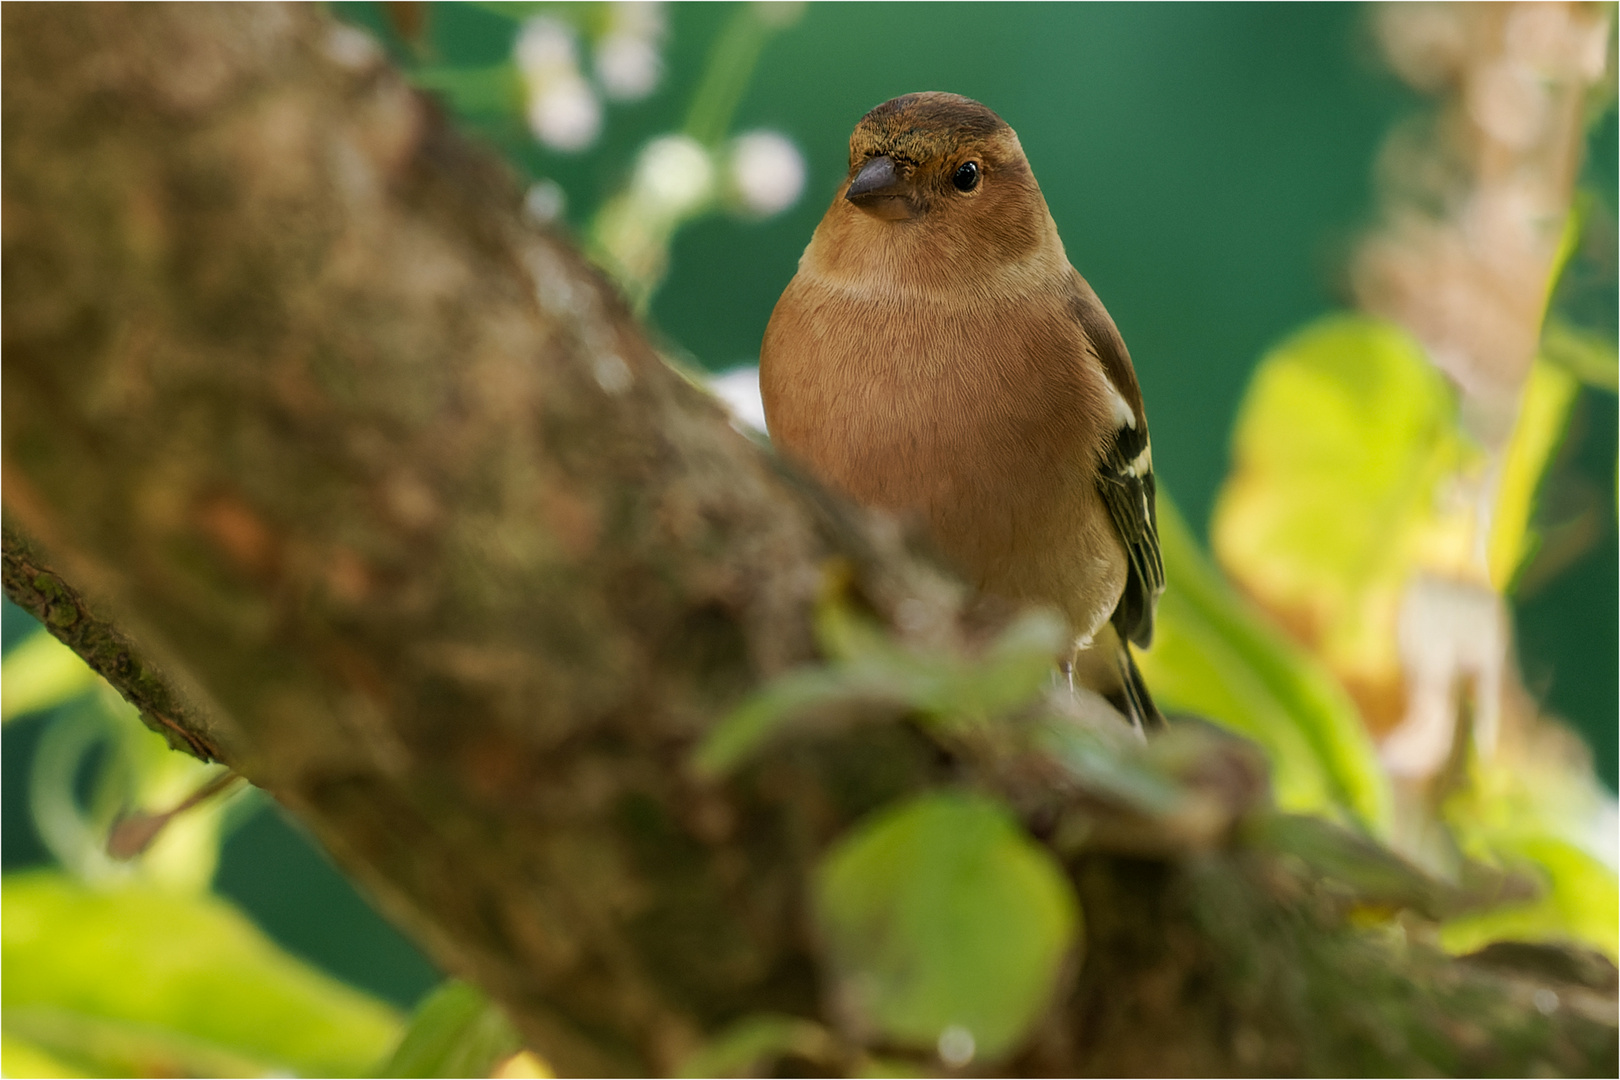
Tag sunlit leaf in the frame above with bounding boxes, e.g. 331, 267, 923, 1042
814, 792, 1078, 1063
1140, 497, 1391, 832
1210, 314, 1480, 725
1440, 837, 1620, 961
380, 980, 528, 1079
3, 1007, 276, 1078
1489, 356, 1582, 592
2, 871, 402, 1078
1, 629, 96, 723
1439, 742, 1620, 961
492, 1050, 552, 1078
0, 1031, 87, 1078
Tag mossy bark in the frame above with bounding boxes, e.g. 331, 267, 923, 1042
3, 4, 1613, 1075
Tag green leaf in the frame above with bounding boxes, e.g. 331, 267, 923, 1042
1029, 712, 1182, 817
2, 871, 402, 1077
3, 1008, 278, 1078
676, 1013, 836, 1079
693, 605, 1064, 778
2, 629, 96, 722
855, 1056, 932, 1078
1139, 497, 1391, 832
813, 792, 1078, 1063
1440, 750, 1620, 961
1488, 355, 1582, 591
378, 980, 524, 1079
1440, 837, 1620, 961
691, 667, 894, 778
0, 1031, 87, 1078
1541, 318, 1618, 393
1210, 314, 1477, 707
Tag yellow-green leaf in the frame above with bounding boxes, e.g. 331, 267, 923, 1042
379, 980, 527, 1079
1140, 497, 1391, 832
1488, 356, 1581, 592
814, 792, 1078, 1064
1211, 315, 1478, 702
692, 605, 1064, 777
0, 1031, 87, 1078
2, 630, 96, 723
1440, 837, 1620, 961
2, 871, 402, 1077
1541, 318, 1618, 393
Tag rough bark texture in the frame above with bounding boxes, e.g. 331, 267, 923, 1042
3, 5, 1614, 1076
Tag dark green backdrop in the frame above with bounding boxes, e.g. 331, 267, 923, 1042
4, 2, 1613, 1010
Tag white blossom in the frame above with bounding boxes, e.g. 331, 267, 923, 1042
594, 3, 666, 101
523, 180, 567, 225
728, 130, 806, 217
632, 135, 715, 217
515, 18, 602, 152
708, 365, 768, 434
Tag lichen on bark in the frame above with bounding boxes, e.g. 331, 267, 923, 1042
3, 4, 1613, 1076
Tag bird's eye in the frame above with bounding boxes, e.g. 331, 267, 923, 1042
952, 161, 980, 192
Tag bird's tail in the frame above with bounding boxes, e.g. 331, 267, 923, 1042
1112, 643, 1166, 737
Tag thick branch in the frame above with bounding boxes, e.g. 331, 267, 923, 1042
3, 4, 1613, 1076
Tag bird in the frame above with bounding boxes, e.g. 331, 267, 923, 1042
760, 92, 1165, 733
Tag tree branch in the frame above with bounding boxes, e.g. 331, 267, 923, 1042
3, 4, 1612, 1075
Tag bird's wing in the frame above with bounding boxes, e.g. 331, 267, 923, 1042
1070, 280, 1165, 649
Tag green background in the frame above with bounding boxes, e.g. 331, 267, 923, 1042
4, 1, 1612, 1010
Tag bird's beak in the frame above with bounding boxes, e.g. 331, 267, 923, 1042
845, 155, 915, 220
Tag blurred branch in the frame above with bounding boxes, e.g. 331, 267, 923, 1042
682, 4, 783, 147
1357, 2, 1611, 443
2, 4, 1614, 1076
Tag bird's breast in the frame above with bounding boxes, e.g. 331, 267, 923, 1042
760, 272, 1125, 632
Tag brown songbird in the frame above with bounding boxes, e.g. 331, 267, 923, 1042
760, 92, 1165, 732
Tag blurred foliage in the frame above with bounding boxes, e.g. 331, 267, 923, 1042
2, 872, 402, 1077
3, 3, 1616, 1076
1438, 734, 1620, 960
357, 0, 808, 311
1542, 317, 1619, 393
814, 792, 1078, 1066
1140, 494, 1391, 832
1439, 836, 1619, 960
694, 587, 1067, 778
1, 633, 247, 892
1490, 356, 1583, 593
676, 1013, 839, 1079
379, 980, 545, 1078
0, 628, 95, 721
1211, 315, 1480, 715
1203, 234, 1616, 969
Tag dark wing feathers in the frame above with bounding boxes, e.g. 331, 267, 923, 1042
1070, 280, 1165, 650
1096, 422, 1164, 648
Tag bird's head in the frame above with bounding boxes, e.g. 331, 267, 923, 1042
807, 92, 1058, 288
